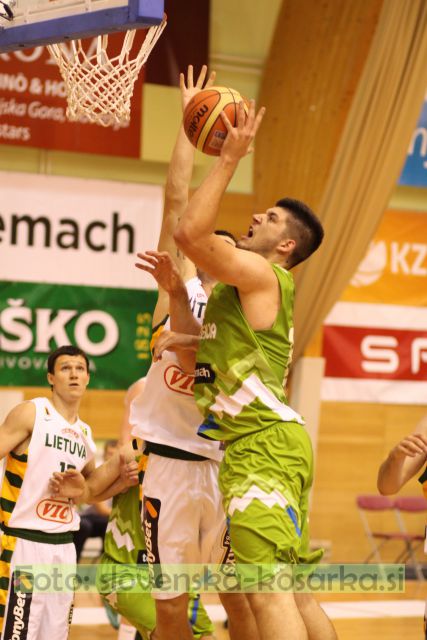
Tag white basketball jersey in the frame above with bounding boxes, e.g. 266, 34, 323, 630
130, 277, 223, 461
1, 397, 96, 532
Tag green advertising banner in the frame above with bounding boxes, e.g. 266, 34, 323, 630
0, 281, 158, 389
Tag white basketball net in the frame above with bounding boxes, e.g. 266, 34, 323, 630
47, 15, 166, 127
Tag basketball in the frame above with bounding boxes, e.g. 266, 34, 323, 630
183, 86, 249, 156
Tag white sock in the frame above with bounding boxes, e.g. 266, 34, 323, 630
118, 623, 138, 640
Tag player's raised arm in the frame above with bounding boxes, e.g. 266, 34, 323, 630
174, 99, 270, 292
151, 65, 216, 326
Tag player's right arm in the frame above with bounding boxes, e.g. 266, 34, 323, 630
0, 402, 34, 459
377, 417, 427, 495
151, 65, 216, 327
49, 443, 139, 502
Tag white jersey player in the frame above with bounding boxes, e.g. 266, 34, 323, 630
0, 345, 96, 640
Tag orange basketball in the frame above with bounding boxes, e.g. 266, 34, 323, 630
183, 86, 249, 156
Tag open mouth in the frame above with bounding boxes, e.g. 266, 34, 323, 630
247, 226, 254, 238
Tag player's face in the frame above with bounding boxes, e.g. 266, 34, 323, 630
237, 207, 290, 256
47, 355, 90, 399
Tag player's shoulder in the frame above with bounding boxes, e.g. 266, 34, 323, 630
4, 400, 36, 430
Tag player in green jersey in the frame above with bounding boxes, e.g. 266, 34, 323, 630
97, 438, 215, 640
167, 100, 337, 639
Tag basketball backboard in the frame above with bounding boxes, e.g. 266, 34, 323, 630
0, 0, 164, 52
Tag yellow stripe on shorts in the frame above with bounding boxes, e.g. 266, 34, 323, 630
0, 533, 18, 634
0, 451, 28, 527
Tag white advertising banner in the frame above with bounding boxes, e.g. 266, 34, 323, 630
0, 171, 163, 290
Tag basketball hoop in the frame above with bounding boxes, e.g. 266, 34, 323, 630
47, 15, 166, 127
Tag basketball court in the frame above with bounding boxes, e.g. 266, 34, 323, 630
68, 585, 427, 640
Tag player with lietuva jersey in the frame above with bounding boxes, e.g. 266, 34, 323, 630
166, 98, 338, 640
0, 345, 97, 640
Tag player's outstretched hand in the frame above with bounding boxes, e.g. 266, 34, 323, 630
391, 434, 427, 460
119, 452, 139, 488
49, 469, 85, 499
152, 330, 199, 362
135, 250, 184, 293
220, 99, 266, 161
180, 64, 216, 112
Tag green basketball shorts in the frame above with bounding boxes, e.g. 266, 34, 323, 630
219, 421, 323, 587
97, 555, 214, 639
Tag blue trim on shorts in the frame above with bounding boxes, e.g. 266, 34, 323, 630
286, 505, 302, 537
189, 594, 200, 625
198, 413, 222, 441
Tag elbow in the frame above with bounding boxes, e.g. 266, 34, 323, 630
173, 224, 192, 251
376, 474, 386, 495
377, 477, 395, 496
377, 482, 387, 496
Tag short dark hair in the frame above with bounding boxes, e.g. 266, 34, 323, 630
47, 345, 89, 374
275, 197, 324, 268
214, 229, 237, 245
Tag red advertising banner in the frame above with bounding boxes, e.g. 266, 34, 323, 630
321, 210, 427, 404
0, 33, 146, 156
324, 325, 427, 382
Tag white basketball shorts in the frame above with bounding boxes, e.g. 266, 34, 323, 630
142, 454, 233, 600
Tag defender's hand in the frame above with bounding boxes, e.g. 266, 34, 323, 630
180, 64, 217, 112
135, 251, 184, 293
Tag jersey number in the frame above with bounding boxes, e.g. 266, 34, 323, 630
59, 462, 77, 472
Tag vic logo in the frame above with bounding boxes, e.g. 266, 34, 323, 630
163, 364, 194, 396
36, 498, 72, 523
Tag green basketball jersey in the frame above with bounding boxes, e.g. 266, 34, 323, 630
103, 453, 147, 565
195, 264, 304, 442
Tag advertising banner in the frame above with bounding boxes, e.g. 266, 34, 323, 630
0, 34, 146, 156
0, 172, 163, 389
399, 94, 427, 187
0, 172, 163, 289
0, 281, 156, 388
322, 210, 427, 404
0, 0, 210, 156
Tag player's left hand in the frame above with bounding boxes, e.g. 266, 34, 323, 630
135, 250, 184, 293
220, 99, 266, 160
49, 469, 86, 499
119, 453, 139, 488
152, 329, 199, 362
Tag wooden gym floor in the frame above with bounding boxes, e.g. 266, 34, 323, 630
70, 580, 427, 640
